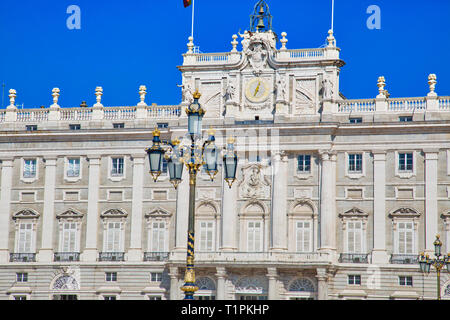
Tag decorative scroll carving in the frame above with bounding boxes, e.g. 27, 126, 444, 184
239, 164, 271, 199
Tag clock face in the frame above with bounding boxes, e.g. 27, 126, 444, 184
245, 78, 270, 103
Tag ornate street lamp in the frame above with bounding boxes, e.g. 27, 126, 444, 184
419, 235, 450, 300
145, 90, 238, 300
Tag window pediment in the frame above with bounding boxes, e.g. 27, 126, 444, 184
12, 209, 40, 220
339, 207, 369, 219
101, 209, 128, 219
145, 207, 172, 219
389, 208, 420, 219
57, 209, 84, 220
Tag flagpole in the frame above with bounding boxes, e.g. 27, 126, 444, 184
331, 0, 334, 32
191, 0, 195, 39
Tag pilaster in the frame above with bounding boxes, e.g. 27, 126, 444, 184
174, 167, 189, 251
267, 267, 278, 300
0, 158, 14, 263
271, 153, 288, 251
37, 156, 58, 262
169, 266, 180, 300
221, 176, 238, 251
316, 268, 328, 300
128, 154, 145, 261
424, 149, 439, 253
215, 267, 227, 300
82, 155, 101, 262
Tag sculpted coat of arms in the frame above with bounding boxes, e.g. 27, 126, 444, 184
246, 42, 268, 76
239, 164, 271, 199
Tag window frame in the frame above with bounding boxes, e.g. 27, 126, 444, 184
105, 272, 118, 282
108, 156, 126, 181
399, 276, 413, 287
21, 158, 38, 183
345, 152, 366, 179
348, 275, 361, 286
395, 151, 416, 179
64, 157, 82, 182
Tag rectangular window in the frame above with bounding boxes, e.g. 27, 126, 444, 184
151, 222, 166, 252
399, 116, 413, 122
399, 153, 413, 172
297, 155, 311, 173
399, 276, 413, 286
67, 158, 80, 177
247, 221, 262, 252
348, 275, 361, 285
105, 272, 117, 282
199, 221, 214, 252
296, 221, 312, 252
148, 296, 162, 300
106, 222, 122, 252
69, 124, 81, 130
347, 221, 363, 253
61, 222, 77, 252
157, 123, 168, 129
26, 125, 38, 131
398, 222, 414, 254
349, 118, 362, 124
104, 296, 117, 300
348, 154, 363, 173
113, 123, 125, 129
17, 223, 33, 253
111, 158, 124, 176
23, 159, 37, 178
16, 273, 28, 282
150, 272, 163, 282
14, 296, 27, 300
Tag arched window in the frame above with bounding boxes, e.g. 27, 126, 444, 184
196, 203, 218, 252
289, 278, 315, 292
288, 201, 317, 252
195, 277, 216, 300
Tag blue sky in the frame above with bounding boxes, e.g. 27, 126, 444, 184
0, 0, 449, 108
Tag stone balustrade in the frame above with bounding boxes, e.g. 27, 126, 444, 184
169, 251, 330, 265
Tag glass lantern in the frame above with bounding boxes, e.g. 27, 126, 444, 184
146, 128, 165, 182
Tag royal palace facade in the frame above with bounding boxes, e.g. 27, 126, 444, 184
1, 2, 450, 300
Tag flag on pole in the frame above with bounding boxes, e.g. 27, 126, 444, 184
184, 0, 192, 8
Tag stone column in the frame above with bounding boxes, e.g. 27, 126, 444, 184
175, 168, 189, 251
38, 156, 57, 262
319, 152, 336, 256
82, 155, 101, 262
128, 154, 145, 261
372, 151, 389, 264
215, 267, 227, 300
0, 158, 14, 263
169, 266, 180, 300
221, 176, 238, 251
316, 268, 328, 300
424, 150, 439, 253
271, 153, 288, 251
267, 267, 278, 300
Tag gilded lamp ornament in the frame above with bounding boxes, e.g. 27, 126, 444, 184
145, 90, 238, 300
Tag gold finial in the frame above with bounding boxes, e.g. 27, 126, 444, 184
171, 138, 181, 146
193, 90, 201, 99
227, 136, 236, 144
207, 127, 216, 136
152, 127, 161, 137
436, 234, 441, 239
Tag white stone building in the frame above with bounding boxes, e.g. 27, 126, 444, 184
1, 1, 450, 300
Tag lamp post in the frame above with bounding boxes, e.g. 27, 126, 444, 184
145, 90, 238, 300
419, 235, 450, 300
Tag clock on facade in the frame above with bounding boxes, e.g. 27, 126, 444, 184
245, 78, 270, 103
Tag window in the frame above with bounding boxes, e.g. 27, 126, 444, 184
348, 154, 363, 173
399, 116, 413, 122
199, 221, 214, 252
113, 123, 125, 129
111, 158, 124, 176
347, 221, 363, 253
17, 223, 33, 253
105, 222, 122, 252
69, 124, 81, 130
16, 273, 28, 282
105, 272, 117, 282
148, 296, 162, 300
23, 159, 37, 178
61, 222, 77, 252
150, 222, 166, 252
397, 222, 414, 254
399, 276, 413, 286
348, 275, 361, 285
157, 123, 168, 129
104, 296, 117, 300
67, 158, 80, 177
247, 221, 263, 252
239, 295, 268, 300
14, 296, 27, 300
349, 118, 362, 124
26, 125, 37, 131
399, 153, 413, 172
297, 155, 311, 173
296, 221, 312, 252
151, 272, 162, 282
